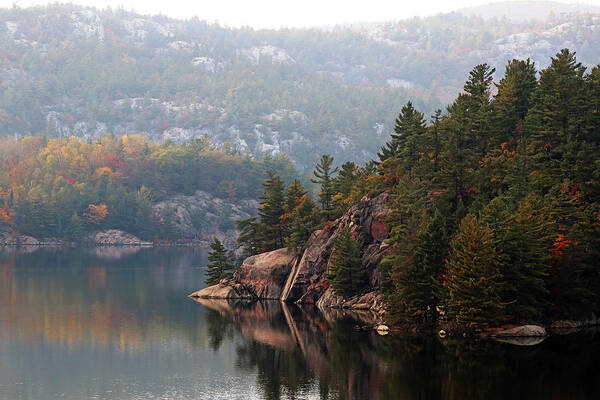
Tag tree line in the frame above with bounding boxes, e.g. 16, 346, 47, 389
0, 134, 296, 240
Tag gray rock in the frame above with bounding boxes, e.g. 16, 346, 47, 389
490, 325, 547, 337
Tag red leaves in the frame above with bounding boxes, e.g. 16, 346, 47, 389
0, 205, 15, 225
65, 177, 75, 184
105, 155, 126, 172
551, 234, 571, 257
84, 204, 108, 224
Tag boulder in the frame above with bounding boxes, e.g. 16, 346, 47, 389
235, 248, 297, 299
489, 325, 547, 337
548, 320, 583, 335
548, 320, 583, 329
0, 232, 40, 245
84, 229, 152, 246
188, 282, 255, 299
315, 288, 385, 316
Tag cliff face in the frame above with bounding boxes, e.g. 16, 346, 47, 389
154, 190, 258, 248
191, 192, 391, 319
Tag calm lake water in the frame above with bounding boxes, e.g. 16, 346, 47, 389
0, 247, 599, 400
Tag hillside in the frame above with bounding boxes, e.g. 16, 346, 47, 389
1, 4, 599, 169
459, 1, 600, 21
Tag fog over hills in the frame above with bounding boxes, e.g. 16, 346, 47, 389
459, 1, 600, 21
0, 3, 599, 169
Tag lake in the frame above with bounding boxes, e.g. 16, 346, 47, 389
0, 247, 598, 400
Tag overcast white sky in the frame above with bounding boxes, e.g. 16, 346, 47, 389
2, 0, 600, 28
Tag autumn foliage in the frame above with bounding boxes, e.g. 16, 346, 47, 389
83, 204, 108, 225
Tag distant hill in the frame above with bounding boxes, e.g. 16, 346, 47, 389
0, 4, 599, 170
459, 1, 600, 21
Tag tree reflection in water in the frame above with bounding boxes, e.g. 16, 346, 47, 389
197, 298, 600, 400
1, 247, 598, 400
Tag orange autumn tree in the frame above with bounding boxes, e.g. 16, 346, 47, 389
84, 204, 108, 225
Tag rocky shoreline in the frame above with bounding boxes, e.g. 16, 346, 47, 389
188, 192, 600, 340
0, 229, 153, 247
190, 193, 392, 325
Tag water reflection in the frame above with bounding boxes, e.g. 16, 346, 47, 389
1, 247, 599, 400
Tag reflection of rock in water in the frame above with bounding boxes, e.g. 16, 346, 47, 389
194, 298, 600, 400
195, 298, 390, 400
493, 336, 547, 346
0, 245, 40, 256
84, 245, 145, 260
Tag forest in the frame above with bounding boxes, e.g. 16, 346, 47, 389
0, 134, 296, 240
1, 4, 600, 169
230, 49, 600, 328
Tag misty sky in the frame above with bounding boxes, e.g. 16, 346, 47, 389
3, 0, 600, 28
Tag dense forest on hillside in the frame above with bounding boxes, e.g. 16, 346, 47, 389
235, 50, 600, 328
0, 134, 296, 240
1, 4, 600, 169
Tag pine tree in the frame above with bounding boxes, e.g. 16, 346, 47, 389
378, 173, 428, 323
414, 210, 449, 322
332, 161, 358, 216
526, 49, 590, 194
311, 154, 338, 221
205, 238, 234, 286
377, 101, 426, 167
257, 171, 286, 250
236, 216, 261, 257
328, 227, 367, 297
463, 63, 495, 156
480, 195, 553, 321
286, 195, 319, 253
333, 161, 358, 197
444, 215, 505, 328
285, 179, 307, 212
492, 59, 537, 144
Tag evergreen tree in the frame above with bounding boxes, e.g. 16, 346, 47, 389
444, 215, 505, 328
205, 238, 234, 286
333, 161, 358, 197
463, 63, 495, 156
236, 216, 261, 257
286, 195, 319, 252
526, 49, 590, 194
377, 101, 427, 168
492, 59, 537, 144
311, 155, 338, 221
285, 179, 307, 212
480, 195, 553, 321
65, 212, 84, 240
414, 210, 449, 322
257, 171, 286, 251
328, 227, 367, 297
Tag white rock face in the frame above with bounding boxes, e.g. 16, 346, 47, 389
191, 56, 225, 73
238, 45, 294, 65
71, 10, 105, 41
5, 21, 17, 37
386, 78, 415, 89
167, 40, 194, 52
